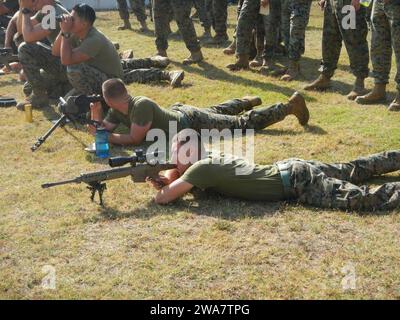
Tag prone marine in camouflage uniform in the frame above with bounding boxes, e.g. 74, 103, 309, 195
356, 0, 400, 111
52, 4, 185, 100
116, 0, 148, 32
205, 0, 229, 44
17, 0, 71, 110
88, 79, 310, 146
153, 0, 204, 65
277, 0, 312, 81
150, 130, 400, 213
304, 0, 370, 101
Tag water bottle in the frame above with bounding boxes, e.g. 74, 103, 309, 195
95, 127, 109, 159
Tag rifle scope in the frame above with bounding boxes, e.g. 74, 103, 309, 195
109, 150, 163, 168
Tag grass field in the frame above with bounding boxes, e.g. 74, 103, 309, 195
1, 5, 400, 299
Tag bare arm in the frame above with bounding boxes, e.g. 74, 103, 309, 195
4, 14, 18, 48
108, 122, 151, 146
52, 31, 62, 56
154, 178, 194, 205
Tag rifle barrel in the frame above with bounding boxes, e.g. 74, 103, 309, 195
42, 178, 80, 188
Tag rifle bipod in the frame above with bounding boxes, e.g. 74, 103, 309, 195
87, 182, 107, 206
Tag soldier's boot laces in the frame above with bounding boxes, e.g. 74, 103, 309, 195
183, 50, 204, 65
150, 55, 170, 68
226, 54, 249, 71
139, 20, 149, 32
249, 53, 263, 68
223, 40, 236, 55
347, 77, 367, 101
242, 96, 262, 110
281, 60, 300, 82
286, 92, 309, 126
388, 93, 400, 112
304, 74, 331, 91
118, 19, 132, 30
206, 33, 229, 45
355, 83, 387, 105
16, 90, 49, 111
168, 71, 185, 88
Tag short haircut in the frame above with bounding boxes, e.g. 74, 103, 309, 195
72, 4, 96, 25
102, 78, 128, 100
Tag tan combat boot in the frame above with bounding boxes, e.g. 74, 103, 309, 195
242, 96, 262, 110
118, 19, 132, 30
355, 84, 387, 105
249, 53, 263, 68
16, 90, 49, 111
286, 92, 309, 126
281, 60, 300, 81
223, 40, 236, 55
388, 92, 400, 112
139, 20, 149, 32
347, 77, 367, 101
304, 74, 331, 91
150, 55, 170, 68
227, 54, 249, 71
168, 71, 185, 88
183, 50, 204, 65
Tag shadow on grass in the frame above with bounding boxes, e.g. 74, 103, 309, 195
256, 124, 327, 137
173, 60, 310, 99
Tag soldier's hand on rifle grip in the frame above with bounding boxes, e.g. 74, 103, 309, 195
90, 102, 103, 122
260, 0, 269, 7
146, 176, 167, 190
318, 0, 327, 10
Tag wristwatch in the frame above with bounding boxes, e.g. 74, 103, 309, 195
21, 8, 32, 15
61, 32, 72, 39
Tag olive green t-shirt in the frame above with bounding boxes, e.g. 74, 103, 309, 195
104, 96, 185, 132
73, 27, 123, 78
181, 155, 285, 201
33, 1, 69, 44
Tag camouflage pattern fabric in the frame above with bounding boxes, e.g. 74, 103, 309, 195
121, 58, 163, 70
235, 0, 260, 55
172, 100, 289, 131
262, 0, 282, 59
18, 42, 68, 94
193, 0, 212, 29
153, 0, 200, 52
370, 0, 400, 91
206, 0, 228, 35
116, 0, 147, 22
319, 0, 369, 79
124, 68, 170, 84
276, 150, 400, 211
67, 63, 109, 95
281, 0, 312, 61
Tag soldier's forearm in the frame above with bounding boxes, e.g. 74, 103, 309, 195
109, 133, 137, 146
4, 17, 17, 48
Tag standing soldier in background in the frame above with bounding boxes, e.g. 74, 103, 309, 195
206, 0, 229, 45
192, 0, 212, 39
153, 0, 204, 65
304, 0, 369, 101
278, 0, 312, 81
116, 0, 148, 32
356, 0, 400, 111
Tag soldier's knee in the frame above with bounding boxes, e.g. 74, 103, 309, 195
18, 42, 36, 58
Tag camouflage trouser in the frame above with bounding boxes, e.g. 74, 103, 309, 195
121, 58, 166, 70
206, 0, 228, 35
193, 0, 212, 29
281, 0, 312, 61
235, 0, 260, 55
153, 0, 201, 52
262, 0, 282, 59
371, 0, 400, 91
18, 42, 69, 94
320, 0, 369, 79
116, 0, 147, 22
276, 150, 400, 211
172, 100, 289, 131
67, 63, 171, 92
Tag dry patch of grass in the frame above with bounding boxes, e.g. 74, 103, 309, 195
0, 6, 400, 299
